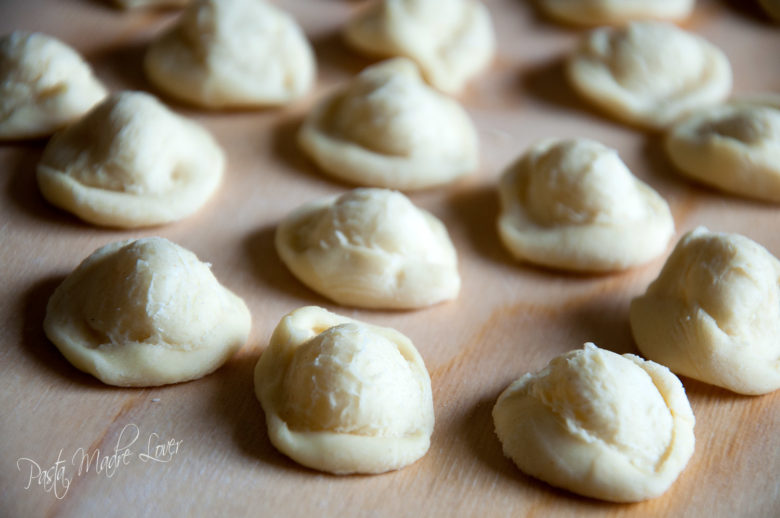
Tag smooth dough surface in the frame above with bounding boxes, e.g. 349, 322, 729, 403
493, 343, 695, 502
254, 306, 434, 474
276, 188, 460, 309
497, 138, 674, 272
538, 0, 694, 26
630, 227, 780, 395
37, 90, 224, 228
44, 237, 251, 387
665, 97, 780, 202
567, 22, 732, 129
759, 0, 780, 20
298, 58, 479, 190
145, 0, 315, 108
343, 0, 495, 94
0, 31, 107, 140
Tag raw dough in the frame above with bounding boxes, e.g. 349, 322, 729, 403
665, 97, 780, 202
538, 0, 694, 26
144, 0, 315, 108
254, 306, 434, 474
0, 31, 107, 140
492, 343, 695, 502
37, 91, 224, 228
343, 0, 495, 94
759, 0, 780, 20
44, 237, 251, 387
111, 0, 189, 9
630, 227, 780, 395
276, 188, 460, 309
298, 58, 479, 190
567, 21, 732, 129
497, 138, 674, 272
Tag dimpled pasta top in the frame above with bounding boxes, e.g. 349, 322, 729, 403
144, 0, 315, 108
343, 0, 495, 94
298, 58, 479, 190
567, 22, 732, 129
44, 237, 251, 387
497, 138, 674, 272
0, 32, 107, 140
275, 188, 460, 309
538, 0, 694, 26
36, 91, 224, 228
630, 227, 780, 395
665, 98, 780, 202
254, 306, 434, 474
492, 343, 695, 502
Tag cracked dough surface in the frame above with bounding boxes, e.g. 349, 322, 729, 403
44, 237, 251, 387
538, 0, 694, 26
343, 0, 495, 94
298, 58, 479, 190
254, 306, 434, 474
493, 343, 695, 502
497, 138, 674, 272
145, 0, 315, 108
276, 188, 460, 309
630, 227, 780, 395
665, 97, 780, 202
567, 21, 732, 129
36, 90, 224, 228
0, 31, 107, 140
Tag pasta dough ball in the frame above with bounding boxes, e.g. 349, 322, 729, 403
44, 237, 251, 387
37, 91, 224, 228
630, 227, 780, 395
276, 188, 460, 309
0, 32, 107, 140
497, 138, 674, 272
298, 58, 479, 190
254, 306, 434, 474
538, 0, 694, 26
665, 98, 780, 202
110, 0, 189, 9
759, 0, 780, 20
567, 22, 732, 130
144, 0, 315, 108
493, 343, 695, 502
343, 0, 495, 94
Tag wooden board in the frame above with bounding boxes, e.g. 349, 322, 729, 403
1, 1, 779, 516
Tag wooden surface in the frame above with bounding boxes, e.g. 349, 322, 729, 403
1, 1, 779, 517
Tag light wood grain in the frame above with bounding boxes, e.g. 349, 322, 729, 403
1, 1, 779, 517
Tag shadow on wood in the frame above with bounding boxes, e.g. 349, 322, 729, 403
19, 275, 106, 388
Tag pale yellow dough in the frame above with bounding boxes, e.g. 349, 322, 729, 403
276, 188, 460, 309
0, 32, 107, 140
759, 0, 780, 20
538, 0, 694, 26
497, 138, 674, 272
630, 227, 780, 395
567, 22, 732, 130
254, 306, 434, 474
37, 91, 224, 228
298, 59, 479, 190
343, 0, 495, 94
665, 97, 780, 202
44, 238, 251, 387
493, 343, 695, 502
111, 0, 189, 9
144, 0, 315, 108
